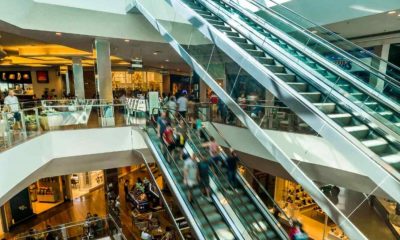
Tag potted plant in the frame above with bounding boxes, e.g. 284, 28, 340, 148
25, 115, 38, 131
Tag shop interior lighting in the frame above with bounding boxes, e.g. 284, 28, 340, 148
153, 51, 160, 55
124, 39, 130, 42
55, 32, 62, 36
165, 59, 169, 62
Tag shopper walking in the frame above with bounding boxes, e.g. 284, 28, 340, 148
124, 179, 130, 200
198, 157, 212, 202
202, 136, 222, 167
166, 96, 177, 119
162, 122, 176, 154
177, 92, 188, 118
289, 220, 309, 240
209, 91, 218, 121
183, 154, 198, 203
4, 90, 21, 130
157, 111, 168, 138
226, 149, 239, 188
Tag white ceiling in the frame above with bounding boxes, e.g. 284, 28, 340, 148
0, 21, 190, 72
325, 9, 400, 39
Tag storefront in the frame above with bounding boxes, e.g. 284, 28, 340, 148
29, 177, 65, 214
274, 177, 348, 240
112, 71, 163, 97
70, 171, 104, 199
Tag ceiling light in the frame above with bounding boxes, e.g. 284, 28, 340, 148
388, 11, 396, 15
124, 39, 130, 43
165, 59, 169, 62
311, 30, 318, 34
160, 65, 164, 68
55, 32, 62, 36
153, 51, 160, 55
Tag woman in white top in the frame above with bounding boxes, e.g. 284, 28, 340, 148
166, 96, 177, 119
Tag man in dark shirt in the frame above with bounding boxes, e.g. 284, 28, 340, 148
226, 149, 239, 188
198, 157, 212, 202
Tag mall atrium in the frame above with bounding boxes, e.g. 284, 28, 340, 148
0, 0, 400, 239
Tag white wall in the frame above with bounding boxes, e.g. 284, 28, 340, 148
34, 0, 127, 15
0, 127, 147, 206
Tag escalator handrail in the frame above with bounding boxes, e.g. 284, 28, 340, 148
148, 109, 239, 240
192, 0, 400, 180
145, 121, 220, 240
243, 0, 400, 84
164, 108, 285, 239
194, 104, 291, 221
131, 146, 186, 240
135, 1, 367, 237
210, 0, 400, 122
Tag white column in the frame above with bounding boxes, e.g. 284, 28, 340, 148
72, 58, 85, 99
94, 39, 113, 102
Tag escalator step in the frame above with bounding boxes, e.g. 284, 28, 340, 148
245, 49, 265, 57
287, 82, 307, 91
328, 113, 352, 125
255, 56, 275, 65
275, 73, 296, 82
236, 42, 257, 50
299, 92, 321, 102
362, 138, 388, 154
382, 153, 400, 167
229, 36, 248, 43
214, 25, 232, 31
344, 125, 370, 139
222, 31, 240, 37
263, 64, 285, 73
313, 102, 336, 114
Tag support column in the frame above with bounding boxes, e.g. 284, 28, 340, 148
370, 44, 390, 92
94, 39, 113, 102
72, 58, 85, 99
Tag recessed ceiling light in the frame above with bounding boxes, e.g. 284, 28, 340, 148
311, 30, 318, 34
55, 32, 62, 36
153, 51, 160, 55
388, 11, 396, 15
124, 39, 130, 42
165, 59, 169, 62
161, 65, 164, 68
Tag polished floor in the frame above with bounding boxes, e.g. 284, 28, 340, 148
5, 167, 174, 240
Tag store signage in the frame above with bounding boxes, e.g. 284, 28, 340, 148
0, 71, 32, 83
9, 188, 34, 225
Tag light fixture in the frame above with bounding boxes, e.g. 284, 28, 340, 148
388, 11, 396, 15
124, 39, 130, 43
160, 65, 164, 69
398, 14, 400, 17
311, 30, 318, 34
55, 32, 62, 36
153, 51, 160, 55
165, 59, 169, 62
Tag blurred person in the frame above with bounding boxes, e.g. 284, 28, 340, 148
4, 90, 21, 129
157, 111, 168, 138
166, 96, 177, 118
183, 154, 198, 203
177, 92, 188, 118
198, 157, 212, 202
226, 149, 239, 188
209, 91, 218, 120
289, 220, 309, 240
202, 136, 222, 167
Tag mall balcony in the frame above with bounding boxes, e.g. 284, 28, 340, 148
0, 0, 400, 239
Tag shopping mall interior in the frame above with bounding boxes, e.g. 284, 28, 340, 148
0, 0, 400, 239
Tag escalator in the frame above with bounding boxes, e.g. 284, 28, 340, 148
134, 0, 400, 208
167, 110, 289, 239
144, 124, 238, 239
134, 0, 392, 238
